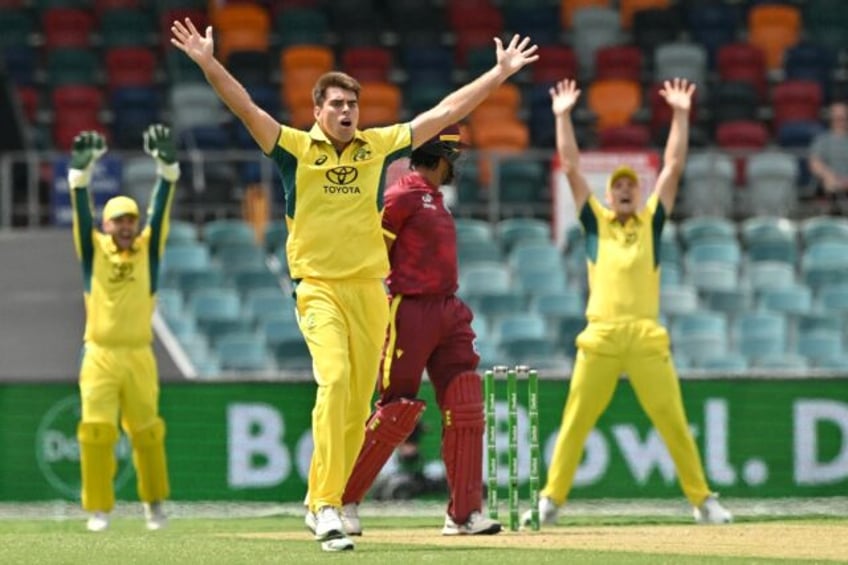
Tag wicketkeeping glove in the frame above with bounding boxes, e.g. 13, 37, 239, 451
143, 123, 180, 182
68, 130, 107, 189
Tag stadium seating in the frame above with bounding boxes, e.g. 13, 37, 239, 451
671, 310, 729, 366
572, 6, 623, 76
587, 79, 642, 129
747, 3, 801, 71
631, 7, 679, 55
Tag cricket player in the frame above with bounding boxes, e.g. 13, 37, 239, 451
170, 18, 537, 552
522, 78, 733, 527
340, 125, 501, 536
70, 125, 179, 532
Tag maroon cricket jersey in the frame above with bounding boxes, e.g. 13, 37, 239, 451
382, 171, 458, 296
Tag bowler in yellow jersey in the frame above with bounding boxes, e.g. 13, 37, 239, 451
522, 78, 733, 527
171, 17, 539, 551
69, 125, 179, 532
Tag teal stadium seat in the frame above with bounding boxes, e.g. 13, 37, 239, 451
740, 216, 798, 264
216, 243, 267, 272
455, 218, 495, 244
745, 150, 799, 217
801, 241, 848, 290
796, 329, 842, 361
671, 311, 729, 366
216, 333, 274, 372
263, 317, 311, 370
678, 216, 736, 248
244, 287, 296, 324
751, 353, 808, 371
685, 241, 742, 267
529, 289, 585, 321
508, 242, 563, 272
818, 283, 848, 314
496, 159, 547, 204
189, 287, 251, 345
757, 284, 813, 316
682, 151, 735, 217
494, 313, 555, 364
203, 219, 256, 251
496, 217, 551, 252
701, 288, 751, 316
745, 261, 796, 292
699, 352, 749, 372
686, 261, 738, 292
457, 239, 503, 267
230, 266, 281, 296
167, 220, 198, 246
734, 312, 787, 363
515, 264, 568, 295
264, 223, 288, 254
800, 216, 848, 246
660, 283, 699, 317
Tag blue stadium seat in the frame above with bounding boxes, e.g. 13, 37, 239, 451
686, 241, 742, 266
796, 329, 842, 361
458, 239, 503, 267
515, 264, 568, 295
166, 220, 198, 246
801, 241, 848, 290
745, 261, 796, 292
686, 261, 739, 292
508, 242, 563, 272
455, 218, 495, 244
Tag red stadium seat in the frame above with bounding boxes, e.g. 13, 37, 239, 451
598, 124, 651, 149
594, 45, 643, 82
341, 46, 392, 83
717, 42, 768, 102
715, 120, 769, 185
42, 8, 94, 49
532, 45, 577, 84
160, 9, 208, 52
51, 85, 103, 115
53, 114, 107, 151
772, 80, 823, 133
105, 47, 156, 91
649, 81, 697, 143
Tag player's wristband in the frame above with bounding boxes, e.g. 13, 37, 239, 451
68, 168, 92, 190
157, 161, 180, 183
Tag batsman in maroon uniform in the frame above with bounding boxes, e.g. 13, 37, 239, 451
340, 126, 501, 536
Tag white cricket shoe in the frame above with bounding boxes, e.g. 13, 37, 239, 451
304, 510, 317, 534
314, 506, 346, 541
341, 503, 362, 536
520, 496, 559, 529
441, 511, 502, 535
693, 495, 733, 524
144, 502, 167, 531
86, 512, 110, 532
320, 537, 354, 552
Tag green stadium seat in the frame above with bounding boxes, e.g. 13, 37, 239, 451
796, 329, 842, 361
740, 216, 798, 265
757, 284, 813, 316
678, 216, 736, 248
457, 239, 503, 267
801, 241, 848, 290
496, 159, 547, 204
216, 243, 267, 272
264, 317, 311, 370
263, 223, 288, 254
203, 219, 256, 251
660, 283, 699, 317
455, 218, 495, 244
699, 353, 748, 372
800, 216, 848, 246
166, 220, 198, 246
274, 8, 329, 47
244, 287, 296, 323
529, 289, 585, 320
734, 312, 787, 363
230, 267, 281, 296
99, 8, 154, 47
515, 264, 568, 295
47, 49, 98, 86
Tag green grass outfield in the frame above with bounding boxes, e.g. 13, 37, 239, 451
1, 501, 847, 564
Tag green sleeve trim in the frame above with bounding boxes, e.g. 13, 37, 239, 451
579, 200, 599, 263
71, 188, 94, 292
652, 200, 667, 269
269, 144, 299, 219
377, 144, 412, 211
147, 178, 175, 294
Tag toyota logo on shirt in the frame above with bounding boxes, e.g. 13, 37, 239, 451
324, 166, 361, 194
325, 166, 358, 185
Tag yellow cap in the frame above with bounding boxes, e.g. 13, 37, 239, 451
606, 165, 639, 191
102, 196, 139, 220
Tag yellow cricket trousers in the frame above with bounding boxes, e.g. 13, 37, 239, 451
543, 319, 712, 506
296, 278, 389, 511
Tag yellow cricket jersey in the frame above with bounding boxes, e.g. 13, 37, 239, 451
580, 193, 666, 323
71, 180, 175, 347
268, 123, 412, 280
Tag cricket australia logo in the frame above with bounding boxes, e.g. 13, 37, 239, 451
35, 395, 133, 499
352, 147, 372, 162
324, 166, 361, 194
109, 261, 135, 284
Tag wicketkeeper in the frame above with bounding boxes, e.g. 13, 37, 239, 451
69, 125, 179, 532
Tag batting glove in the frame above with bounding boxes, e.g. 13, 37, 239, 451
68, 130, 107, 189
143, 123, 180, 182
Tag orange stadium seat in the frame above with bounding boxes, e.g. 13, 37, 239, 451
470, 83, 522, 130
619, 0, 670, 29
213, 4, 271, 63
471, 118, 530, 186
358, 81, 402, 127
42, 8, 94, 49
280, 45, 334, 110
561, 0, 610, 29
587, 79, 642, 129
748, 4, 801, 70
